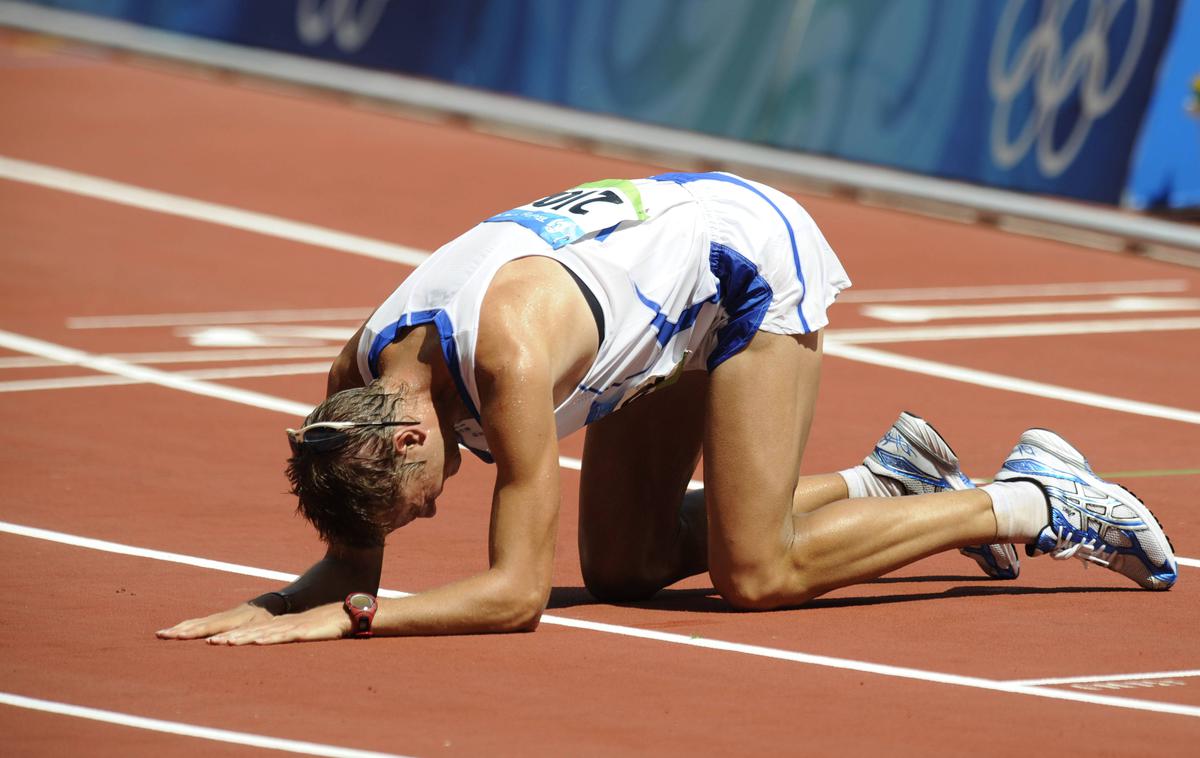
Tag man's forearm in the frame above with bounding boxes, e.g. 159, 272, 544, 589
371, 569, 546, 636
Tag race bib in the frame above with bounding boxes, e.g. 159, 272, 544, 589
484, 179, 647, 249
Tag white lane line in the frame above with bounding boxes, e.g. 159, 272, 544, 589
68, 307, 372, 329
0, 328, 311, 417
0, 346, 340, 370
824, 342, 1200, 425
2, 520, 1197, 719
0, 155, 430, 267
862, 296, 1200, 324
839, 279, 1190, 303
827, 316, 1200, 345
1007, 670, 1200, 687
0, 692, 410, 758
0, 362, 332, 394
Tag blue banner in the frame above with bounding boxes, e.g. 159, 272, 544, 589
30, 0, 1183, 205
1125, 0, 1200, 210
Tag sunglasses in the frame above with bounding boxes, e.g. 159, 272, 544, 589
287, 419, 421, 455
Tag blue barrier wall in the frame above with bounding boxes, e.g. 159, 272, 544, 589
28, 0, 1186, 207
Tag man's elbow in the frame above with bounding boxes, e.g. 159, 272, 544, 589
496, 583, 549, 633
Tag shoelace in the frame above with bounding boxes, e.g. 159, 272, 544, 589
1046, 526, 1115, 567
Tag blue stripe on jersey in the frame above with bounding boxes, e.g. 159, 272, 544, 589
366, 310, 491, 461
707, 243, 773, 371
651, 171, 811, 332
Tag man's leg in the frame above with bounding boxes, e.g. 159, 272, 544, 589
702, 330, 1001, 609
578, 371, 710, 602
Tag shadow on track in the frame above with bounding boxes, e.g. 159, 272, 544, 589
546, 582, 1138, 614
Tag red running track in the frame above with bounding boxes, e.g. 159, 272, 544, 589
2, 31, 1199, 757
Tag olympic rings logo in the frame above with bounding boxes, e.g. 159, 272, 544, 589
988, 0, 1151, 177
295, 0, 390, 54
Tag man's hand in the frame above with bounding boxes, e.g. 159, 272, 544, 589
204, 603, 352, 646
156, 603, 273, 640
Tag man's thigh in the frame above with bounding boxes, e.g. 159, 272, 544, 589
703, 330, 823, 594
578, 371, 708, 587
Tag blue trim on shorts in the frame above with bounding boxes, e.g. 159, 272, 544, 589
366, 311, 492, 463
651, 171, 811, 332
707, 243, 773, 371
633, 284, 714, 348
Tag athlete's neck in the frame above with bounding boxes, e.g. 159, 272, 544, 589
376, 323, 469, 425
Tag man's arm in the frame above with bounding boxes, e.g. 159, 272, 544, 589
203, 309, 563, 644
361, 340, 562, 635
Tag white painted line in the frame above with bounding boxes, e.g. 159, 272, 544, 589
0, 328, 312, 417
0, 691, 410, 758
68, 307, 372, 330
1178, 557, 1200, 568
862, 297, 1200, 324
824, 342, 1200, 425
177, 325, 356, 342
840, 279, 1189, 304
0, 155, 431, 267
1007, 670, 1200, 687
827, 316, 1200, 345
0, 346, 340, 370
3, 1, 1199, 253
2, 520, 1197, 719
0, 521, 300, 583
0, 361, 331, 394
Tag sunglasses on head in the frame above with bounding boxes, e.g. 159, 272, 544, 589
287, 419, 421, 455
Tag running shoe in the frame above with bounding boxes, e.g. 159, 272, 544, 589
865, 411, 1021, 580
994, 429, 1177, 591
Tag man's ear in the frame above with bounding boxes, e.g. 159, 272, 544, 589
392, 427, 428, 458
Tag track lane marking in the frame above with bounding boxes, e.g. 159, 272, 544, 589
840, 280, 1190, 303
2, 520, 1197, 719
0, 346, 341, 369
862, 296, 1200, 323
1007, 670, 1200, 687
0, 692, 410, 758
823, 342, 1200, 425
68, 307, 372, 329
828, 316, 1200, 344
0, 155, 430, 267
0, 361, 332, 393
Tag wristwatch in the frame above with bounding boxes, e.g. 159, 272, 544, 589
344, 593, 378, 638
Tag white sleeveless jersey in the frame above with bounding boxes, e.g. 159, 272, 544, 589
357, 173, 850, 462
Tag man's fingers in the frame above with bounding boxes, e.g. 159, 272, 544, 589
156, 618, 212, 639
157, 604, 270, 640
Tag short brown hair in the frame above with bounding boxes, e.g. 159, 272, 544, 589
286, 380, 424, 547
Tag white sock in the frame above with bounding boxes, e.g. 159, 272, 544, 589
981, 481, 1048, 541
838, 465, 906, 499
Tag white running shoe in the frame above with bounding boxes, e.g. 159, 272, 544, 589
994, 429, 1177, 591
865, 411, 1020, 580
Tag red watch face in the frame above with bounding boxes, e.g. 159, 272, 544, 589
345, 593, 377, 637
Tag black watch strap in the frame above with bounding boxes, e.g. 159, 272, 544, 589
248, 591, 292, 616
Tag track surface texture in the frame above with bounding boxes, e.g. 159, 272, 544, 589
2, 33, 1198, 757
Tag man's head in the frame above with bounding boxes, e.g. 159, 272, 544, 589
285, 379, 451, 547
